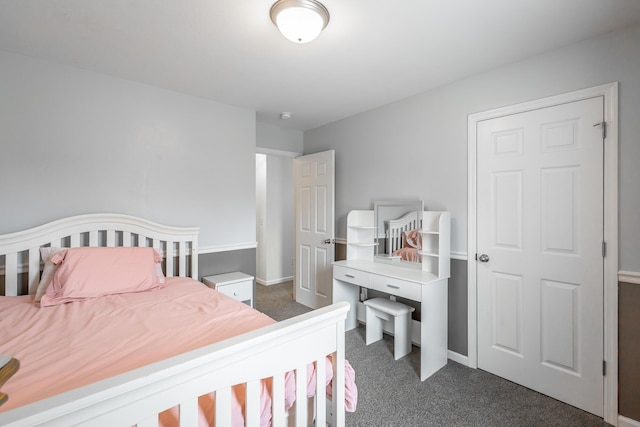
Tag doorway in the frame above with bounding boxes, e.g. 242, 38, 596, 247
255, 151, 296, 287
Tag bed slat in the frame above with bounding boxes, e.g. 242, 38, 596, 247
165, 240, 174, 277
215, 387, 233, 426
191, 243, 198, 280
333, 325, 347, 426
122, 231, 131, 247
178, 241, 186, 277
178, 398, 198, 425
295, 365, 307, 426
70, 233, 80, 247
4, 252, 18, 296
89, 231, 98, 246
106, 229, 116, 247
245, 379, 261, 427
315, 356, 327, 426
272, 373, 286, 426
28, 247, 40, 295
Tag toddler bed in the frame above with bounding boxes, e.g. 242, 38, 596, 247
0, 213, 356, 426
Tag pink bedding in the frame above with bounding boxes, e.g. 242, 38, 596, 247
0, 277, 356, 425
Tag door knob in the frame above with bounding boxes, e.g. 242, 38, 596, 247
478, 254, 490, 263
323, 238, 336, 244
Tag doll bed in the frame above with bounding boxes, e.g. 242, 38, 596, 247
0, 213, 354, 426
387, 211, 422, 262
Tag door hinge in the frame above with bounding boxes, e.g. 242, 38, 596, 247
593, 121, 607, 139
602, 360, 606, 376
602, 241, 606, 258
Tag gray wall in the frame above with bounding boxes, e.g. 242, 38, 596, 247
304, 23, 640, 271
256, 122, 303, 154
0, 50, 257, 251
199, 250, 257, 280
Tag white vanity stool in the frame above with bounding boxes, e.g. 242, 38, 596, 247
363, 297, 415, 360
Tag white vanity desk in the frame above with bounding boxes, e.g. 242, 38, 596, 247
332, 210, 450, 381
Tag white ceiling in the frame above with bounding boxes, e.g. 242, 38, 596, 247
1, 0, 640, 131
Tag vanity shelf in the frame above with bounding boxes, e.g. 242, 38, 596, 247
346, 210, 376, 260
419, 212, 450, 278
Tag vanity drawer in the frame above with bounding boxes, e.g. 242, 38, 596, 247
333, 265, 371, 287
370, 275, 422, 301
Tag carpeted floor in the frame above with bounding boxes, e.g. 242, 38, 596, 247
255, 281, 610, 427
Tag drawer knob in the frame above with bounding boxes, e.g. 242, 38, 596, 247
234, 291, 238, 296
386, 284, 400, 290
345, 274, 355, 279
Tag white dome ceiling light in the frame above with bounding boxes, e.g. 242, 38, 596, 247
270, 0, 330, 44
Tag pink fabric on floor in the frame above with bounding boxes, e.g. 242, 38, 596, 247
300, 355, 358, 413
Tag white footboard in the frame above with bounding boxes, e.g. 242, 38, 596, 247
0, 302, 350, 427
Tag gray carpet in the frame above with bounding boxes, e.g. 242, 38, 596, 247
256, 282, 610, 427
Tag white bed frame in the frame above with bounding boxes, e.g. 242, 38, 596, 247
0, 213, 349, 427
386, 211, 422, 253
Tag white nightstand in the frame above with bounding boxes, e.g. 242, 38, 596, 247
202, 272, 254, 307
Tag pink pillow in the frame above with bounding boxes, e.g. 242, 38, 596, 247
40, 247, 163, 307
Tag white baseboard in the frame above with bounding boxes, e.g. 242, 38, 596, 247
619, 270, 640, 285
447, 350, 469, 366
256, 276, 293, 286
619, 415, 640, 427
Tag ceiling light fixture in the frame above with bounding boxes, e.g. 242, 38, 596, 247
270, 0, 330, 44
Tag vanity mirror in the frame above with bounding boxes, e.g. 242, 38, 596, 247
373, 200, 424, 267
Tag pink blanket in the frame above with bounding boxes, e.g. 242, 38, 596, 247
0, 278, 356, 425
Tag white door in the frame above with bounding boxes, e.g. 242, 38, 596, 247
294, 150, 335, 308
476, 97, 604, 416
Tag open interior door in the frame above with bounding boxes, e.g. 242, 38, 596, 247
294, 150, 335, 309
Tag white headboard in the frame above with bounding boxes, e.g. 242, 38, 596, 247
0, 214, 199, 297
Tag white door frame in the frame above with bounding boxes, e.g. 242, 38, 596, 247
467, 82, 618, 425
